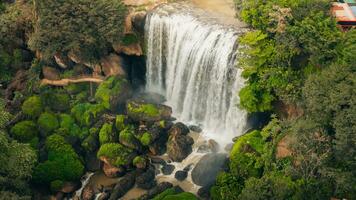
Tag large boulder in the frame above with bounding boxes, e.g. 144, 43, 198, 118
136, 167, 156, 189
95, 76, 132, 112
126, 100, 172, 122
166, 123, 194, 162
98, 54, 126, 77
191, 153, 228, 187
109, 172, 136, 200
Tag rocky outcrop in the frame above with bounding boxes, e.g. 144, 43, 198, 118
166, 123, 194, 162
191, 153, 228, 187
54, 53, 73, 69
42, 66, 60, 80
162, 164, 175, 175
139, 182, 173, 200
131, 11, 146, 33
40, 76, 104, 86
109, 172, 136, 200
97, 54, 126, 77
126, 100, 172, 122
276, 135, 292, 159
175, 170, 188, 181
136, 167, 156, 189
113, 42, 143, 56
101, 157, 125, 178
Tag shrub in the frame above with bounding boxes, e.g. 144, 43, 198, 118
99, 123, 116, 145
97, 143, 133, 167
71, 103, 106, 126
82, 128, 99, 152
33, 134, 84, 184
38, 112, 59, 134
210, 172, 243, 200
10, 121, 38, 142
22, 96, 42, 118
133, 156, 145, 166
230, 130, 265, 179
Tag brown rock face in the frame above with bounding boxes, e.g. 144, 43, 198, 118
42, 66, 60, 80
166, 123, 194, 162
60, 182, 79, 193
98, 54, 126, 77
276, 135, 292, 159
82, 186, 95, 200
100, 157, 125, 178
113, 43, 143, 56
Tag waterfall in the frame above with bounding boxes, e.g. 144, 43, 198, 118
145, 3, 248, 146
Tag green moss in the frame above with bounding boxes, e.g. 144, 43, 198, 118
115, 115, 128, 131
50, 180, 63, 192
59, 114, 75, 130
230, 130, 265, 179
163, 192, 198, 200
51, 93, 70, 111
159, 120, 165, 128
140, 132, 152, 146
33, 134, 84, 184
153, 189, 198, 200
121, 33, 138, 45
133, 156, 145, 166
97, 143, 133, 167
10, 120, 38, 143
99, 123, 116, 145
22, 96, 43, 118
95, 76, 126, 110
82, 128, 99, 152
38, 112, 59, 134
128, 102, 159, 117
71, 103, 106, 126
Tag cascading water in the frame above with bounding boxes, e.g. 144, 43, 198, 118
145, 3, 248, 146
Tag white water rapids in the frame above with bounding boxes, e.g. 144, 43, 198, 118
145, 3, 248, 146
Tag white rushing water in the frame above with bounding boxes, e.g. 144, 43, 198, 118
145, 3, 248, 146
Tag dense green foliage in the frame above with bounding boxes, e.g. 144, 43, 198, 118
29, 0, 127, 62
33, 134, 84, 184
236, 0, 353, 113
21, 96, 43, 118
37, 112, 59, 134
99, 123, 116, 145
212, 1, 356, 198
10, 121, 38, 143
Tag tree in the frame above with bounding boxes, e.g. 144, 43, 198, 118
29, 0, 127, 62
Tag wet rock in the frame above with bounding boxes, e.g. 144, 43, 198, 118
126, 100, 172, 122
85, 153, 101, 172
189, 125, 202, 133
208, 139, 219, 153
60, 181, 79, 193
102, 162, 125, 178
162, 164, 175, 175
170, 122, 190, 136
150, 157, 166, 165
174, 170, 188, 181
136, 168, 156, 189
191, 153, 228, 187
82, 186, 95, 200
42, 66, 60, 80
224, 143, 234, 152
197, 185, 211, 200
109, 172, 135, 200
142, 182, 173, 200
167, 123, 194, 162
183, 164, 193, 172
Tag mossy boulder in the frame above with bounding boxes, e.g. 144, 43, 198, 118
140, 132, 152, 146
38, 112, 59, 134
229, 130, 265, 179
97, 143, 134, 167
119, 127, 142, 151
153, 188, 197, 200
71, 103, 106, 126
22, 96, 43, 118
82, 128, 99, 152
126, 100, 172, 122
10, 120, 38, 142
99, 123, 117, 145
95, 76, 132, 112
115, 115, 129, 132
133, 156, 147, 169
